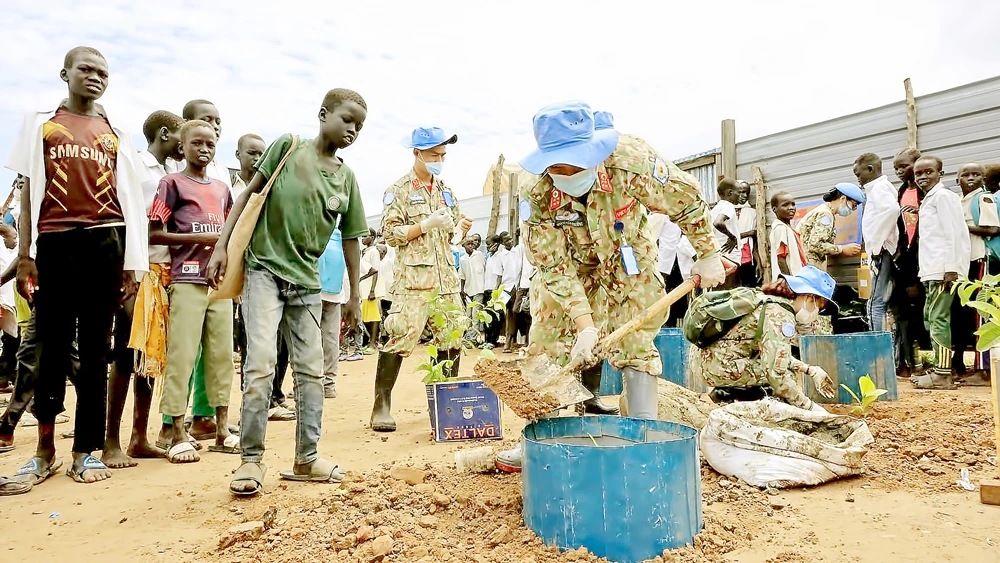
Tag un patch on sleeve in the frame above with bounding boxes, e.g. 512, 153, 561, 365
518, 199, 532, 221
382, 191, 395, 206
781, 322, 797, 338
651, 158, 670, 185
820, 215, 832, 226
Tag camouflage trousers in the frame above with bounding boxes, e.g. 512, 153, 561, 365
383, 292, 464, 357
693, 339, 809, 407
527, 266, 668, 376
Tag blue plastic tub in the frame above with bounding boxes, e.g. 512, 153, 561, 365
522, 415, 702, 563
799, 331, 898, 404
599, 328, 705, 395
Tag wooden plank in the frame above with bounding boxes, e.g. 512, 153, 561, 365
487, 154, 504, 242
905, 78, 918, 149
721, 119, 737, 179
752, 165, 770, 284
990, 349, 1000, 482
981, 480, 1000, 506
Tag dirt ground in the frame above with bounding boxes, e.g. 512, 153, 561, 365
2, 348, 1000, 563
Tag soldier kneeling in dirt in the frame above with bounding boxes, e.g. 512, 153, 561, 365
685, 266, 838, 410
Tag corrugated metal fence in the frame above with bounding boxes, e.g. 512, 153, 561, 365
675, 149, 720, 203
735, 76, 1000, 202
734, 75, 1000, 286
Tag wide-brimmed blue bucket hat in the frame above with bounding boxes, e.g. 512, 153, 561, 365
834, 182, 865, 204
402, 127, 458, 150
594, 111, 614, 131
780, 265, 839, 314
520, 101, 620, 175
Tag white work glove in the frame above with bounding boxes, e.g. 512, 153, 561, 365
808, 366, 835, 399
570, 326, 600, 367
451, 215, 474, 245
420, 208, 454, 233
691, 253, 727, 289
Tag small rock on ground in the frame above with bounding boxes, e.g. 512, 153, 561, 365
390, 466, 426, 485
219, 521, 265, 550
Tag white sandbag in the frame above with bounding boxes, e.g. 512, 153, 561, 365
700, 398, 874, 488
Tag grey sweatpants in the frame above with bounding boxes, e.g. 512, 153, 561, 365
321, 301, 341, 388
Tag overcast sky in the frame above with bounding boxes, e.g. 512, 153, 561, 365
1, 0, 996, 216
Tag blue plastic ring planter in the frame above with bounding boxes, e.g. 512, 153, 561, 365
600, 328, 706, 395
799, 331, 898, 404
522, 415, 702, 563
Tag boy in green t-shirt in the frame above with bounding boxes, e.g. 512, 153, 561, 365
207, 88, 367, 497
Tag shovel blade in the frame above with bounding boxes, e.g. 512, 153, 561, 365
517, 355, 593, 409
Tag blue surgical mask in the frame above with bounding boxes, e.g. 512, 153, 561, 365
424, 161, 443, 176
550, 169, 597, 197
837, 205, 853, 217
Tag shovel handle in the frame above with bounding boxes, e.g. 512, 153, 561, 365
558, 276, 701, 379
596, 257, 736, 352
598, 277, 698, 353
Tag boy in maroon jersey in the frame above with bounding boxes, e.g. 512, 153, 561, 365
5, 46, 149, 486
150, 120, 235, 463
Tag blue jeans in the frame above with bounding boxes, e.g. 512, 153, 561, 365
240, 267, 325, 465
867, 251, 893, 333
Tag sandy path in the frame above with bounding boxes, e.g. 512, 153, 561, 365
2, 349, 999, 562
0, 349, 524, 560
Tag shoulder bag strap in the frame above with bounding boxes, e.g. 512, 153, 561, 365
258, 135, 299, 199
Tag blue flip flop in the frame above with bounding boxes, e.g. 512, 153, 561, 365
67, 455, 110, 483
14, 456, 63, 486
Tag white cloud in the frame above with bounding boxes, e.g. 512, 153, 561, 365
1, 0, 998, 221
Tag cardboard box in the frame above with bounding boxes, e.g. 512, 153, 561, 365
425, 380, 503, 442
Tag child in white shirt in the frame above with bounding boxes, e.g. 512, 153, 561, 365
913, 156, 971, 390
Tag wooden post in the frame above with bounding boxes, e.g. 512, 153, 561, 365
752, 165, 770, 284
904, 78, 918, 150
981, 349, 1000, 504
487, 155, 504, 242
721, 119, 737, 180
508, 172, 519, 245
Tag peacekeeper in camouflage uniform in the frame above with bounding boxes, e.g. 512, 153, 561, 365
370, 127, 472, 432
692, 266, 838, 409
796, 182, 864, 335
494, 103, 727, 473
520, 102, 728, 415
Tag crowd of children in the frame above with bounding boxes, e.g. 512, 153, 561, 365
0, 46, 368, 497
676, 149, 995, 393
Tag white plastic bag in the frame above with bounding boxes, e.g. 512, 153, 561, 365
700, 399, 874, 488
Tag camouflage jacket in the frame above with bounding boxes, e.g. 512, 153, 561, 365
797, 204, 839, 271
519, 134, 719, 321
381, 171, 462, 295
701, 298, 812, 408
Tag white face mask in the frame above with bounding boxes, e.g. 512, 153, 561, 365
550, 168, 598, 197
418, 155, 443, 176
794, 295, 821, 324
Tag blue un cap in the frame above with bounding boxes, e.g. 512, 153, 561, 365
834, 182, 866, 204
594, 111, 614, 131
519, 101, 620, 175
780, 265, 839, 314
402, 127, 458, 150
